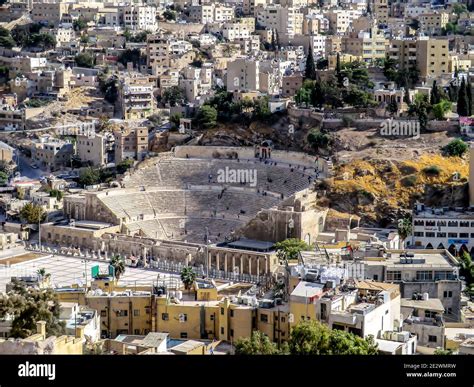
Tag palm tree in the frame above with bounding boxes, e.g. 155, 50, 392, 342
180, 266, 196, 290
36, 268, 46, 279
110, 255, 125, 280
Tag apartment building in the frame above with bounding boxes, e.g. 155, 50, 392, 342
118, 75, 155, 120
389, 37, 449, 80
361, 249, 462, 321
123, 5, 158, 32
281, 73, 303, 98
113, 126, 148, 162
188, 4, 233, 24
303, 14, 330, 35
76, 132, 114, 167
31, 1, 70, 26
226, 58, 260, 92
323, 9, 363, 34
342, 26, 387, 63
419, 12, 449, 35
256, 5, 303, 38
373, 0, 389, 24
146, 36, 193, 69
242, 0, 268, 16
32, 137, 74, 171
222, 22, 252, 40
179, 64, 213, 103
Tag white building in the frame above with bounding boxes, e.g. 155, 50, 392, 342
123, 5, 158, 31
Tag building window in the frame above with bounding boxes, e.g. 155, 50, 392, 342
210, 314, 215, 321
117, 310, 128, 317
100, 310, 107, 317
416, 271, 433, 281
133, 309, 140, 317
180, 332, 188, 339
162, 313, 169, 321
230, 310, 234, 318
260, 314, 268, 323
221, 327, 224, 335
428, 335, 437, 343
230, 329, 234, 337
387, 271, 401, 281
134, 329, 140, 335
220, 307, 224, 315
443, 291, 452, 298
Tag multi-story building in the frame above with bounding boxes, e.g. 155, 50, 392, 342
32, 137, 74, 171
76, 132, 114, 167
118, 75, 155, 120
361, 249, 462, 322
419, 12, 449, 35
323, 9, 364, 34
389, 37, 449, 80
342, 26, 387, 63
373, 0, 389, 24
226, 58, 260, 92
256, 5, 303, 38
113, 126, 148, 163
123, 5, 158, 32
146, 36, 193, 69
31, 1, 70, 26
401, 297, 446, 349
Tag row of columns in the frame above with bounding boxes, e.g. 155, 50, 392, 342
208, 251, 270, 276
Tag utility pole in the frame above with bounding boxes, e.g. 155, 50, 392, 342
205, 226, 209, 277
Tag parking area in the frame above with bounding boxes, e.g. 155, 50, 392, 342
0, 254, 180, 292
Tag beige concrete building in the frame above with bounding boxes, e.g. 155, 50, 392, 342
31, 1, 70, 26
342, 26, 387, 63
226, 58, 260, 92
76, 132, 114, 167
389, 37, 449, 80
118, 75, 155, 120
256, 5, 303, 38
419, 12, 449, 35
113, 126, 148, 163
0, 141, 14, 163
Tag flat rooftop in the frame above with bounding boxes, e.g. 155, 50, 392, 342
401, 298, 445, 312
363, 250, 457, 269
291, 281, 325, 298
226, 239, 275, 252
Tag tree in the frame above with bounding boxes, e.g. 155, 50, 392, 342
408, 93, 430, 130
0, 160, 12, 175
0, 170, 8, 186
75, 52, 95, 68
110, 255, 125, 280
397, 217, 412, 245
79, 167, 101, 186
288, 320, 378, 355
0, 27, 16, 48
98, 74, 118, 104
457, 78, 469, 117
387, 100, 398, 115
48, 189, 64, 202
180, 266, 196, 290
305, 47, 317, 80
274, 238, 309, 264
19, 203, 45, 224
443, 138, 468, 157
73, 17, 88, 32
196, 105, 218, 129
307, 129, 331, 152
118, 48, 143, 68
459, 252, 474, 286
163, 10, 176, 21
430, 80, 440, 104
235, 331, 280, 355
0, 280, 65, 338
116, 159, 134, 174
162, 86, 184, 107
466, 79, 472, 116
432, 99, 452, 120
27, 33, 56, 50
36, 268, 50, 280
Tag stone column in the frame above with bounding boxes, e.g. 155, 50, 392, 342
216, 253, 220, 272
232, 255, 236, 273
224, 253, 228, 273
257, 258, 260, 277
240, 254, 244, 275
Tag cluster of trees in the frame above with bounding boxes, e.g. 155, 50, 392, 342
98, 71, 119, 104
163, 87, 272, 130
274, 238, 309, 264
0, 24, 56, 51
78, 166, 115, 186
235, 321, 379, 355
19, 202, 46, 224
0, 280, 65, 339
299, 51, 375, 109
75, 52, 95, 68
180, 267, 196, 290
123, 29, 149, 43
118, 48, 145, 68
